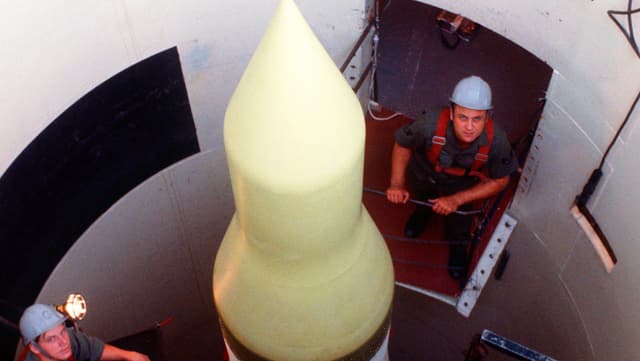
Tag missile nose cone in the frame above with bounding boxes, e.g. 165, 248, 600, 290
224, 0, 364, 193
214, 1, 394, 360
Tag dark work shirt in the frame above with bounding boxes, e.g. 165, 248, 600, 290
24, 327, 105, 361
395, 108, 518, 180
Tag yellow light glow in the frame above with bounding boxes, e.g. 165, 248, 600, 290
63, 293, 87, 321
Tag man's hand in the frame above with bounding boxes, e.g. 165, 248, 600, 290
428, 175, 510, 215
387, 143, 412, 204
428, 195, 462, 215
386, 185, 410, 204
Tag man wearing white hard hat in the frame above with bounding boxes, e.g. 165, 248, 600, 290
386, 75, 518, 280
19, 304, 150, 361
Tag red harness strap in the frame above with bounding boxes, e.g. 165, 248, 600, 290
17, 346, 28, 361
425, 107, 494, 178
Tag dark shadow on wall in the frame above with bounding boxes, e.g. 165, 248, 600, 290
0, 47, 199, 359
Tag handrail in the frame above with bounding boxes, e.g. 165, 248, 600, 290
363, 187, 483, 216
340, 20, 375, 73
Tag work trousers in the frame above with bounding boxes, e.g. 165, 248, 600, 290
407, 168, 479, 244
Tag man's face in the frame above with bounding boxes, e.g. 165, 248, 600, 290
30, 323, 72, 360
451, 104, 488, 146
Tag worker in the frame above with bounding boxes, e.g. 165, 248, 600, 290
18, 303, 150, 361
386, 75, 518, 280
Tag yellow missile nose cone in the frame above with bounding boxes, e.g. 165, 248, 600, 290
214, 1, 394, 360
224, 0, 364, 193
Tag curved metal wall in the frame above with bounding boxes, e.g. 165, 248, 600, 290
0, 47, 198, 358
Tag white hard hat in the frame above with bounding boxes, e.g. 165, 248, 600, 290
19, 304, 67, 345
449, 75, 493, 110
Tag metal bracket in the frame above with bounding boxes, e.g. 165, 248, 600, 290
456, 212, 517, 317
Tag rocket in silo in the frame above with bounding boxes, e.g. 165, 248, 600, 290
212, 0, 394, 360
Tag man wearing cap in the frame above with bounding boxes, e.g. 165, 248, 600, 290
18, 304, 150, 361
385, 75, 518, 280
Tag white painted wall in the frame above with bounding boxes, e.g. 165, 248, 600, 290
0, 0, 368, 175
34, 150, 234, 359
5, 0, 640, 359
419, 1, 640, 360
3, 0, 366, 359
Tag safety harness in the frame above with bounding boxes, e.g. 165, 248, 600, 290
425, 107, 494, 179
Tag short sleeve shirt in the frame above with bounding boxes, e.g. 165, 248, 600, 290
25, 327, 105, 361
395, 108, 518, 180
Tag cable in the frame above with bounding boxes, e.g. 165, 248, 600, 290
368, 102, 401, 121
572, 87, 639, 267
607, 1, 640, 59
363, 187, 483, 215
383, 233, 470, 245
367, 30, 402, 121
576, 88, 640, 208
599, 88, 640, 169
569, 3, 640, 266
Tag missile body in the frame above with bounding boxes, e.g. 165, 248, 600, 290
213, 0, 394, 359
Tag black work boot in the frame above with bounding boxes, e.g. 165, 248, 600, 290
448, 245, 468, 280
403, 206, 430, 238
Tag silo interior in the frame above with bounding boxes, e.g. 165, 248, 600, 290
2, 0, 640, 360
